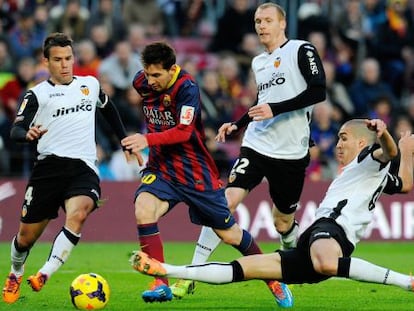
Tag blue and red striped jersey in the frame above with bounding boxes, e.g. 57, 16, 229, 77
132, 66, 223, 191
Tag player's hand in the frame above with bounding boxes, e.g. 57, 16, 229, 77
26, 125, 47, 141
398, 130, 414, 154
215, 122, 237, 142
123, 149, 144, 166
121, 133, 148, 163
365, 119, 387, 138
248, 103, 273, 121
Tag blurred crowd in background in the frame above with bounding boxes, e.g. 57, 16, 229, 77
0, 0, 414, 182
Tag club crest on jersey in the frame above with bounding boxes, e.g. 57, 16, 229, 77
180, 105, 195, 125
228, 172, 236, 183
80, 85, 89, 96
17, 98, 28, 115
162, 94, 171, 107
21, 205, 27, 217
274, 57, 281, 68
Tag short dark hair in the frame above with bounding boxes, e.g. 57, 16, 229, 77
43, 33, 73, 58
141, 41, 176, 70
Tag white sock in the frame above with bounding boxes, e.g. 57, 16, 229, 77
10, 236, 28, 277
164, 262, 233, 284
349, 257, 412, 290
191, 226, 221, 264
39, 227, 80, 277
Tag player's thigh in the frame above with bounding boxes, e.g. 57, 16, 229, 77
134, 173, 180, 222
21, 160, 67, 223
227, 147, 265, 191
135, 191, 169, 221
237, 253, 283, 280
267, 155, 309, 213
225, 187, 248, 213
65, 195, 95, 221
64, 161, 101, 209
310, 238, 343, 275
278, 248, 330, 284
308, 218, 354, 259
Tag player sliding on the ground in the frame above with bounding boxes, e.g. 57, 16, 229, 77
130, 119, 414, 304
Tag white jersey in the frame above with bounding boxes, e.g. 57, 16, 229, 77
315, 145, 390, 246
243, 40, 315, 159
17, 76, 104, 174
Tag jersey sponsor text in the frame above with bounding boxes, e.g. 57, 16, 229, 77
52, 103, 93, 117
142, 106, 175, 126
257, 72, 286, 92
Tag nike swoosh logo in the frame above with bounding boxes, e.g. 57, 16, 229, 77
224, 215, 231, 223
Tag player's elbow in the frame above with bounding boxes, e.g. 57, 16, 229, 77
177, 125, 193, 141
388, 148, 399, 160
310, 85, 326, 104
10, 126, 28, 142
400, 182, 413, 193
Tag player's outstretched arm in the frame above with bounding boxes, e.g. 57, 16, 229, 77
397, 130, 414, 193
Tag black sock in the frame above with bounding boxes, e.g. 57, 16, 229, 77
337, 257, 351, 277
231, 260, 244, 282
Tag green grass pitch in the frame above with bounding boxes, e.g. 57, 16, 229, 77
0, 241, 413, 310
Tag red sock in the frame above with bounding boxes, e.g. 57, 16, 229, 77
138, 223, 168, 285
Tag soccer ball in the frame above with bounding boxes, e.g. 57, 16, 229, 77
70, 273, 110, 310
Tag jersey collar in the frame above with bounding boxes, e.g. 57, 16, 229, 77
166, 65, 181, 89
47, 76, 77, 86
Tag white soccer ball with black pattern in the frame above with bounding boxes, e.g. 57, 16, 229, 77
70, 273, 110, 310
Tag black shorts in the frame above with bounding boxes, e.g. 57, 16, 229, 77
278, 218, 354, 284
227, 147, 309, 213
20, 155, 101, 224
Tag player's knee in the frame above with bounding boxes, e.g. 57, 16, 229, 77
273, 213, 295, 232
134, 205, 145, 221
226, 199, 239, 214
225, 191, 243, 214
312, 259, 337, 276
227, 198, 240, 214
134, 204, 155, 222
275, 220, 293, 235
67, 208, 89, 225
228, 204, 237, 214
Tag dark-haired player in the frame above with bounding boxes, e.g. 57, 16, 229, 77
121, 41, 293, 307
2, 32, 141, 304
132, 120, 414, 303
